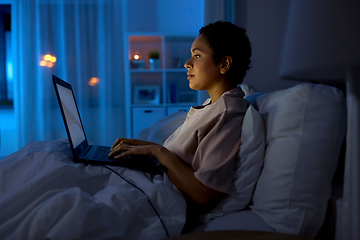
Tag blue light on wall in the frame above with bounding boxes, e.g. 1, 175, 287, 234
5, 31, 12, 101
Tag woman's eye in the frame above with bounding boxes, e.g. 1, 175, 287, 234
194, 55, 200, 58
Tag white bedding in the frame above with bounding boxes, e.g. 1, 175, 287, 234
0, 139, 187, 240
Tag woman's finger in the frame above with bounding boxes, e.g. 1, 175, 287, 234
111, 138, 123, 150
113, 150, 134, 159
111, 138, 139, 150
108, 143, 131, 157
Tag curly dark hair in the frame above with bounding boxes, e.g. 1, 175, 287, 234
199, 21, 252, 84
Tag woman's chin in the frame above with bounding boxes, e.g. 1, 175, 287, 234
189, 82, 199, 91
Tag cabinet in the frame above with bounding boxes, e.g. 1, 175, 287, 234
124, 33, 199, 138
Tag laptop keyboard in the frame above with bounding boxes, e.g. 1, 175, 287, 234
93, 146, 110, 160
84, 145, 130, 161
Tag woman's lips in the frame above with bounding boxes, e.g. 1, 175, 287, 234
187, 73, 194, 80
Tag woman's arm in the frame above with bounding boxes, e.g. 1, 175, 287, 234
108, 139, 224, 211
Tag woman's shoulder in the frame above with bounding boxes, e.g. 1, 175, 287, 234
220, 87, 249, 114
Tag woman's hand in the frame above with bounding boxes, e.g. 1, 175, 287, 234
110, 138, 157, 149
108, 140, 163, 160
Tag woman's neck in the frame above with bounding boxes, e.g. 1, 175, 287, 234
208, 82, 238, 103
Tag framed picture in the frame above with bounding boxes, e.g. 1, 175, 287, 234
133, 85, 160, 104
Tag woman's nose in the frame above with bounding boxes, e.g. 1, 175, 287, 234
184, 59, 192, 69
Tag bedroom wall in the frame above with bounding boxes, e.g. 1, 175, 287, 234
125, 0, 203, 33
235, 0, 299, 93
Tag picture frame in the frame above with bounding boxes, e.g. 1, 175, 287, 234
133, 85, 160, 104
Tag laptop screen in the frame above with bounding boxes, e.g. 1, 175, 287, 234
56, 83, 86, 148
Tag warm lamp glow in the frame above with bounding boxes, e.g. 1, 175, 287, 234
89, 77, 99, 86
133, 51, 141, 60
44, 54, 52, 61
39, 54, 57, 68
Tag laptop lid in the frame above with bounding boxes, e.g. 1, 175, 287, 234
52, 75, 89, 158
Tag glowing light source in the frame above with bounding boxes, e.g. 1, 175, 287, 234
133, 51, 141, 60
7, 62, 13, 80
89, 77, 100, 86
44, 54, 52, 61
40, 54, 57, 68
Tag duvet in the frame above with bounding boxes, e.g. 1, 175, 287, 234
0, 139, 187, 239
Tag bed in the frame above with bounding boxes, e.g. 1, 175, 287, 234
0, 83, 346, 239
0, 139, 186, 239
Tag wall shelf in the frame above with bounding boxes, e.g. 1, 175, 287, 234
124, 33, 198, 138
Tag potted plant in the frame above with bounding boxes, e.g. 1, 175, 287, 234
149, 51, 160, 69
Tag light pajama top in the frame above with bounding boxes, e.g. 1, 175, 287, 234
163, 87, 249, 194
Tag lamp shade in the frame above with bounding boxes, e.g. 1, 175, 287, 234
280, 0, 360, 81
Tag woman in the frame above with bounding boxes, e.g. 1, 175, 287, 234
109, 21, 252, 213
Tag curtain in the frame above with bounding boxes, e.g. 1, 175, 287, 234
12, 0, 125, 149
203, 0, 235, 26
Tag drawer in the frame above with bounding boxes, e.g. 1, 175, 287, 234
132, 107, 165, 138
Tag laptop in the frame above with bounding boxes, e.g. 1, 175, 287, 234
52, 75, 163, 173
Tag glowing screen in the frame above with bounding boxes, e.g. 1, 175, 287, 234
57, 84, 86, 148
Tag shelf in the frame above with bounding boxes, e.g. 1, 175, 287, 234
131, 103, 196, 108
165, 68, 187, 72
167, 102, 197, 106
131, 104, 164, 108
124, 33, 198, 138
130, 69, 163, 73
130, 68, 187, 73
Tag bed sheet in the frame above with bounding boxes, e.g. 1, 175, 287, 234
0, 139, 186, 240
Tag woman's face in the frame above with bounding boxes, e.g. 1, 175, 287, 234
184, 34, 223, 92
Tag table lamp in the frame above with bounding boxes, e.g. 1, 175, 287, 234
279, 1, 360, 240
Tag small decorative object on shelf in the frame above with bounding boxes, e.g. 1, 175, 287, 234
133, 85, 160, 104
131, 51, 146, 69
149, 51, 160, 70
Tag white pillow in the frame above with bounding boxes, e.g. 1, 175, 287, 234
200, 104, 265, 222
240, 83, 260, 97
137, 111, 187, 144
250, 83, 346, 237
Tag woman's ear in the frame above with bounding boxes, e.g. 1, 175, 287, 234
220, 56, 232, 75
